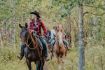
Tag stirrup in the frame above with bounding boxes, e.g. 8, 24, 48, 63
45, 57, 50, 61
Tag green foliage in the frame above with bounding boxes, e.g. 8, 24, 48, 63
0, 0, 105, 70
0, 46, 105, 70
0, 47, 18, 63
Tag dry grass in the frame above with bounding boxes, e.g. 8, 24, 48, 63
0, 45, 105, 70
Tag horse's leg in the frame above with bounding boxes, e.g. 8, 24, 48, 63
26, 59, 32, 70
57, 57, 60, 64
36, 61, 39, 70
65, 47, 67, 56
36, 60, 44, 70
59, 54, 63, 64
61, 57, 64, 64
51, 47, 54, 59
61, 51, 66, 63
36, 61, 42, 70
41, 59, 45, 70
65, 50, 67, 56
39, 60, 43, 70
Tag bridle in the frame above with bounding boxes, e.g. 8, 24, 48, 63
25, 34, 35, 50
56, 31, 64, 47
20, 25, 43, 57
25, 31, 40, 50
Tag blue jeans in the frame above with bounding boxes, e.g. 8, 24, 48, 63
38, 36, 48, 57
63, 40, 69, 48
49, 38, 55, 47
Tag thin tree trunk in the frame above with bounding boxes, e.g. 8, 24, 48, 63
100, 56, 103, 70
68, 15, 72, 47
92, 54, 95, 70
78, 1, 85, 70
104, 0, 105, 10
104, 0, 105, 23
0, 28, 3, 47
13, 18, 16, 47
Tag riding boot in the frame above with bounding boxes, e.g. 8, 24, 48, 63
51, 39, 55, 48
18, 44, 26, 60
63, 40, 69, 50
39, 37, 49, 61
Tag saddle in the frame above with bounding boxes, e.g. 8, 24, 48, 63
28, 30, 42, 49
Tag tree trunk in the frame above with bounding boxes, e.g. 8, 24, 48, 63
78, 1, 85, 70
104, 0, 105, 23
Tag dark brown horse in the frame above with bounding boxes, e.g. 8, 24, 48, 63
19, 23, 45, 70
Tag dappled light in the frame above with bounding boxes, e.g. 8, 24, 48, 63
0, 0, 105, 70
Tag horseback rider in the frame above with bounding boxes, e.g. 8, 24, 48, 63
48, 26, 57, 47
18, 11, 49, 60
57, 24, 69, 50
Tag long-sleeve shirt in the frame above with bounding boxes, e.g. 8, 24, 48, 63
28, 19, 47, 36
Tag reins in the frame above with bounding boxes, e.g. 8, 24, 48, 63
24, 30, 38, 50
25, 30, 42, 58
25, 34, 35, 50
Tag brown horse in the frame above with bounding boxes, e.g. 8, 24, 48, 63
19, 23, 45, 70
54, 24, 67, 63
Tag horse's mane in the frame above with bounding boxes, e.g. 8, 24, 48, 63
19, 23, 40, 49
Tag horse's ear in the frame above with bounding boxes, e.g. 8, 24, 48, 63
19, 24, 23, 28
25, 23, 28, 28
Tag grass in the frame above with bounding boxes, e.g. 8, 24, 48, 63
0, 45, 105, 70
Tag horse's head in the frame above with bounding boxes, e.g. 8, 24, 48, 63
19, 23, 28, 32
56, 24, 64, 46
56, 31, 64, 46
19, 23, 40, 49
19, 23, 28, 42
57, 24, 63, 32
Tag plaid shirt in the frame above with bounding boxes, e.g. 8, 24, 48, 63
28, 19, 47, 36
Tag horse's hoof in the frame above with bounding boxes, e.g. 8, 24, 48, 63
17, 56, 22, 60
67, 48, 70, 51
45, 59, 49, 61
45, 57, 50, 61
45, 58, 50, 61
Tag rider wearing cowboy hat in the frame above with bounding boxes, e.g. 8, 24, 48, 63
19, 11, 49, 60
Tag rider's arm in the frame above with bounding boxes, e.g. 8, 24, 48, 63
27, 19, 35, 32
27, 22, 30, 29
40, 20, 47, 36
27, 19, 31, 29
